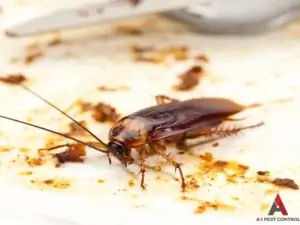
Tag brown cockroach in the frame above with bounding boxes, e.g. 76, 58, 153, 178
0, 84, 263, 192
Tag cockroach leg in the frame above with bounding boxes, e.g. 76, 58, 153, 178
205, 122, 264, 139
137, 146, 147, 191
155, 95, 179, 105
150, 142, 186, 192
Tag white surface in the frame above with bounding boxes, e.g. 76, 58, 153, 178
0, 1, 300, 225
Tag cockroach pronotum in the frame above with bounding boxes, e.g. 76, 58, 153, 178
0, 83, 264, 192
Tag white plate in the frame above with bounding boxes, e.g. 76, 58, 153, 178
0, 1, 299, 225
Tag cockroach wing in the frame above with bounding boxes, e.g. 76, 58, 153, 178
147, 98, 245, 141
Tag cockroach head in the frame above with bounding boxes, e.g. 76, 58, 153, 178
107, 141, 133, 166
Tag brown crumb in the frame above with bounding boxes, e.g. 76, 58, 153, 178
272, 178, 299, 190
77, 100, 94, 113
257, 171, 269, 176
195, 54, 209, 62
114, 24, 143, 35
25, 156, 43, 167
214, 160, 228, 167
65, 120, 87, 136
128, 179, 135, 187
128, 0, 142, 5
130, 45, 154, 53
98, 179, 105, 184
53, 143, 86, 164
195, 201, 234, 214
133, 45, 189, 63
0, 74, 26, 85
98, 85, 129, 92
47, 37, 62, 46
186, 176, 200, 191
200, 152, 213, 161
41, 179, 71, 189
212, 142, 219, 147
92, 102, 120, 123
173, 66, 204, 91
24, 51, 44, 64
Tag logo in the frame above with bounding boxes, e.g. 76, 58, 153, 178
268, 194, 288, 216
256, 193, 300, 222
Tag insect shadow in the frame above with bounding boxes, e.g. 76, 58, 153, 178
0, 83, 264, 192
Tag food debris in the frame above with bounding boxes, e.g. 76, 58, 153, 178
200, 152, 213, 161
130, 45, 154, 53
0, 74, 26, 85
256, 171, 299, 190
77, 100, 94, 113
19, 171, 33, 176
272, 178, 299, 190
194, 201, 235, 214
32, 178, 71, 189
92, 102, 120, 123
25, 156, 43, 167
195, 54, 209, 62
53, 144, 86, 164
76, 100, 120, 123
128, 179, 135, 187
47, 37, 62, 46
98, 85, 129, 92
24, 43, 44, 64
0, 147, 10, 152
114, 24, 143, 35
212, 142, 219, 147
65, 120, 87, 136
186, 176, 200, 191
128, 0, 142, 5
98, 179, 105, 184
173, 66, 204, 91
132, 45, 190, 63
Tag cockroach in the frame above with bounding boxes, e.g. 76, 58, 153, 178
0, 84, 264, 192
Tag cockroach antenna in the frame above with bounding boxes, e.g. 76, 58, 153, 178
0, 83, 111, 160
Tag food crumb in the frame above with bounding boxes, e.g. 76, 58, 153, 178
200, 152, 213, 161
128, 180, 135, 187
47, 36, 62, 46
132, 45, 189, 63
186, 176, 200, 191
25, 156, 43, 167
195, 54, 209, 62
19, 171, 33, 176
173, 65, 204, 91
272, 178, 299, 190
212, 142, 219, 147
114, 24, 143, 35
194, 201, 234, 214
42, 179, 71, 189
0, 74, 26, 85
77, 100, 94, 113
98, 179, 105, 184
0, 147, 10, 152
98, 85, 129, 92
52, 143, 86, 164
65, 120, 87, 136
24, 43, 44, 64
92, 102, 120, 123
